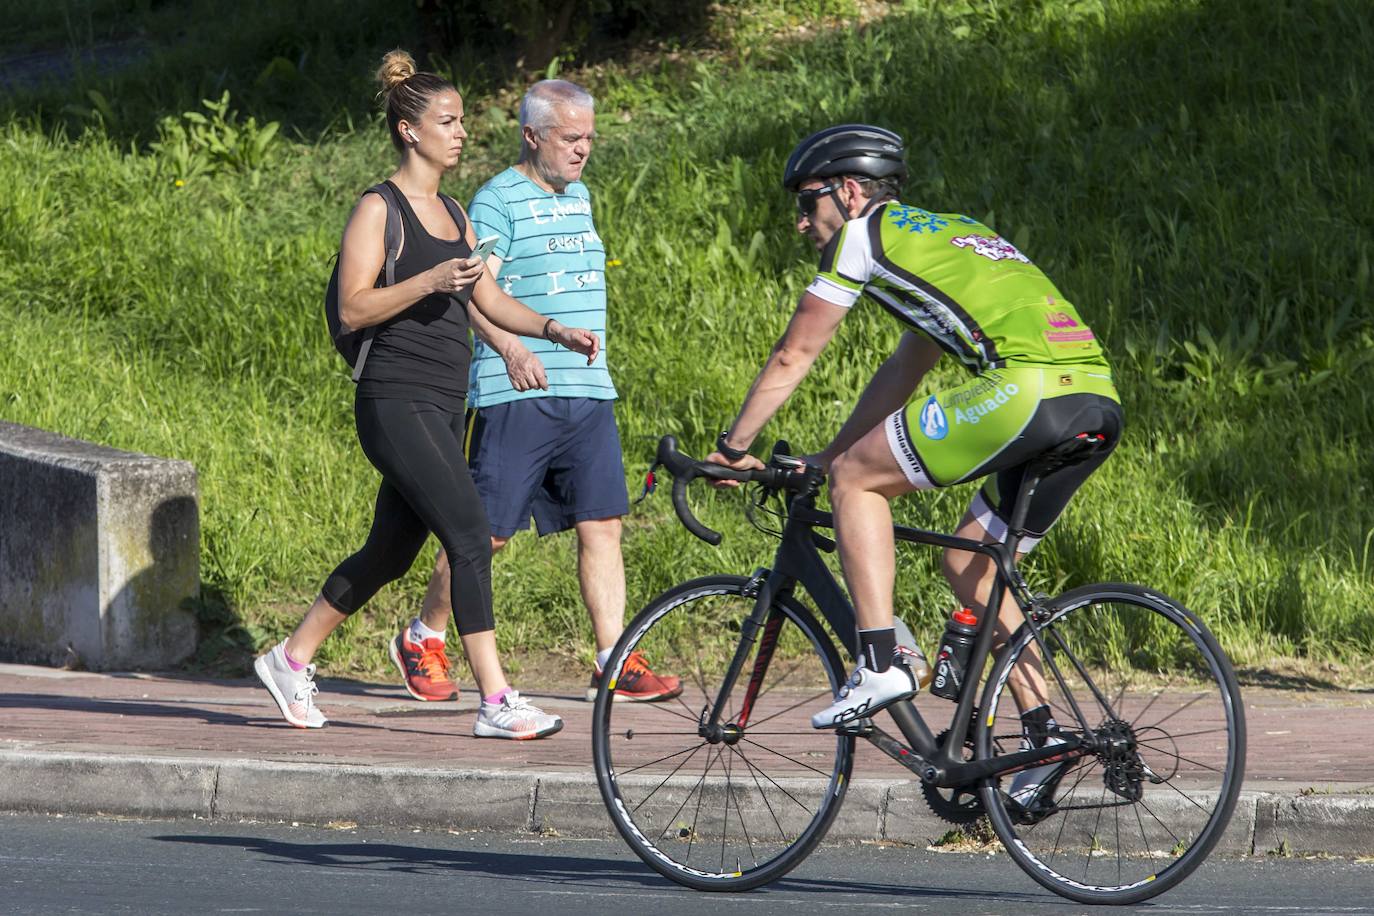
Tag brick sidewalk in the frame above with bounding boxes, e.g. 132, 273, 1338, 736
3, 662, 1372, 786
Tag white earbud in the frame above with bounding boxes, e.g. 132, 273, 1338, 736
405, 128, 419, 143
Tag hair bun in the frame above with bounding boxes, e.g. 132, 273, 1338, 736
376, 49, 417, 94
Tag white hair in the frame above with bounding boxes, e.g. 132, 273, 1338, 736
519, 79, 595, 137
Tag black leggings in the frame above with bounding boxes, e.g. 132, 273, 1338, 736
320, 397, 494, 635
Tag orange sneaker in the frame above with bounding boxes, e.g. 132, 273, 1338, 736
389, 630, 460, 702
586, 650, 683, 703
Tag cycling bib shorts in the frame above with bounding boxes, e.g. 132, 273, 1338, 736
884, 365, 1122, 550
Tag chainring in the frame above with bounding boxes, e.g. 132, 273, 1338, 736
920, 729, 986, 825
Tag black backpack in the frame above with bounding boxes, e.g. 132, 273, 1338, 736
324, 182, 467, 381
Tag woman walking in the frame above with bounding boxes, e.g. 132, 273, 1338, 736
255, 50, 598, 739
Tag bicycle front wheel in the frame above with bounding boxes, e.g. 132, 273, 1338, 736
593, 575, 853, 891
977, 583, 1246, 905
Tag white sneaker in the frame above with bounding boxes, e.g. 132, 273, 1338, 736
473, 690, 563, 740
810, 663, 917, 729
1009, 733, 1068, 809
254, 642, 327, 729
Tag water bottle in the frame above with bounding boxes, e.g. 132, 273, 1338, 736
930, 607, 979, 700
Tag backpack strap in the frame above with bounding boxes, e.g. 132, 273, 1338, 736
350, 182, 403, 382
438, 193, 475, 307
439, 193, 468, 240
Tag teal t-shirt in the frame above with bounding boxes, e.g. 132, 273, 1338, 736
466, 167, 616, 407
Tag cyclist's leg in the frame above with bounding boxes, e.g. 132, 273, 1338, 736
812, 425, 921, 726
943, 512, 1045, 709
944, 384, 1124, 713
829, 426, 917, 634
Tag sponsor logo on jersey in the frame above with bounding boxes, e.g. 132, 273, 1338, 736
945, 372, 1005, 407
887, 205, 949, 234
953, 383, 1021, 425
1047, 311, 1079, 328
950, 234, 1031, 263
919, 396, 949, 440
1045, 329, 1097, 343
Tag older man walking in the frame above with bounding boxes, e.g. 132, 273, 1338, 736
387, 79, 680, 705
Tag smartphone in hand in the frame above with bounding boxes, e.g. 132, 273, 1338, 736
471, 234, 499, 263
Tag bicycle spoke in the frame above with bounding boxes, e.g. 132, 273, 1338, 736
1137, 692, 1211, 732
1129, 687, 1166, 727
682, 746, 722, 859
740, 736, 836, 779
624, 700, 703, 726
616, 741, 704, 779
1085, 781, 1108, 882
741, 688, 833, 730
632, 743, 707, 815
1153, 771, 1223, 814
1139, 726, 1231, 741
1134, 795, 1184, 848
1114, 793, 1123, 886
747, 652, 823, 707
1134, 739, 1230, 775
729, 744, 791, 841
728, 746, 819, 815
720, 745, 733, 873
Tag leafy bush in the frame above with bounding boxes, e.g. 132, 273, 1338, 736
151, 92, 281, 184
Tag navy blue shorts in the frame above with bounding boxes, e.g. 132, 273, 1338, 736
464, 397, 630, 538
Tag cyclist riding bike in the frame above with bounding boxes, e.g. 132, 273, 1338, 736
706, 124, 1124, 798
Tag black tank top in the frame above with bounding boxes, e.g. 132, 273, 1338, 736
355, 180, 473, 411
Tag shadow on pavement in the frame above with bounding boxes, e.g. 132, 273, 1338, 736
152, 833, 1049, 905
0, 692, 454, 737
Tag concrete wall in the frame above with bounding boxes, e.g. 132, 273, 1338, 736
0, 421, 199, 670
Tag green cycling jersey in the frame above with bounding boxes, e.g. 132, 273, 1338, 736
808, 201, 1110, 375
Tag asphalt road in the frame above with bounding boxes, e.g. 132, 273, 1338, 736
3, 813, 1372, 915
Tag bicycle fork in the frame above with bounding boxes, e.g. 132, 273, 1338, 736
698, 569, 777, 743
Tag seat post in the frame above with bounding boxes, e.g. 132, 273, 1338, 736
1005, 462, 1049, 553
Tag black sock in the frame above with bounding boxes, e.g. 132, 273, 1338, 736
859, 627, 897, 673
1020, 704, 1058, 747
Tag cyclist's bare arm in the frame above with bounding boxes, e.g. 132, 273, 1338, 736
713, 292, 848, 470
814, 331, 941, 469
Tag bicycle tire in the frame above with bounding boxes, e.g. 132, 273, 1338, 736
976, 582, 1246, 905
593, 575, 854, 891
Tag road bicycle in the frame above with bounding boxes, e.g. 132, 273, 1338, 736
592, 435, 1246, 905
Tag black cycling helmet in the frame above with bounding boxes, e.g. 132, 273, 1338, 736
781, 124, 907, 192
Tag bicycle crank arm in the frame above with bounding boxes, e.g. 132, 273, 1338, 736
859, 723, 944, 783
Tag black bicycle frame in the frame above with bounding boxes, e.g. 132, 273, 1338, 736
699, 448, 1102, 790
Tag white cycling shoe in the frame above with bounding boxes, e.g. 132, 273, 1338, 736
1009, 733, 1069, 809
811, 662, 917, 729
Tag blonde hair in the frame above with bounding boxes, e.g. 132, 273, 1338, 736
374, 49, 456, 152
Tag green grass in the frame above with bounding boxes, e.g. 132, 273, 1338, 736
1, 0, 1371, 678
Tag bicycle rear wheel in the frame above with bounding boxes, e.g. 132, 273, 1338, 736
593, 575, 853, 891
977, 583, 1245, 905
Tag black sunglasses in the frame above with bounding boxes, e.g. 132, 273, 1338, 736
795, 184, 837, 218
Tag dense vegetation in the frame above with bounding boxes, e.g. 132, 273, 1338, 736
1, 0, 1370, 680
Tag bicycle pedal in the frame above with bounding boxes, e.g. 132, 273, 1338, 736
835, 717, 874, 736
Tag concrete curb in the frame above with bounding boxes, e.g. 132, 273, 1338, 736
2, 750, 1371, 857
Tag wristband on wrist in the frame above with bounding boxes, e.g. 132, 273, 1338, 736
716, 431, 749, 462
542, 317, 556, 342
